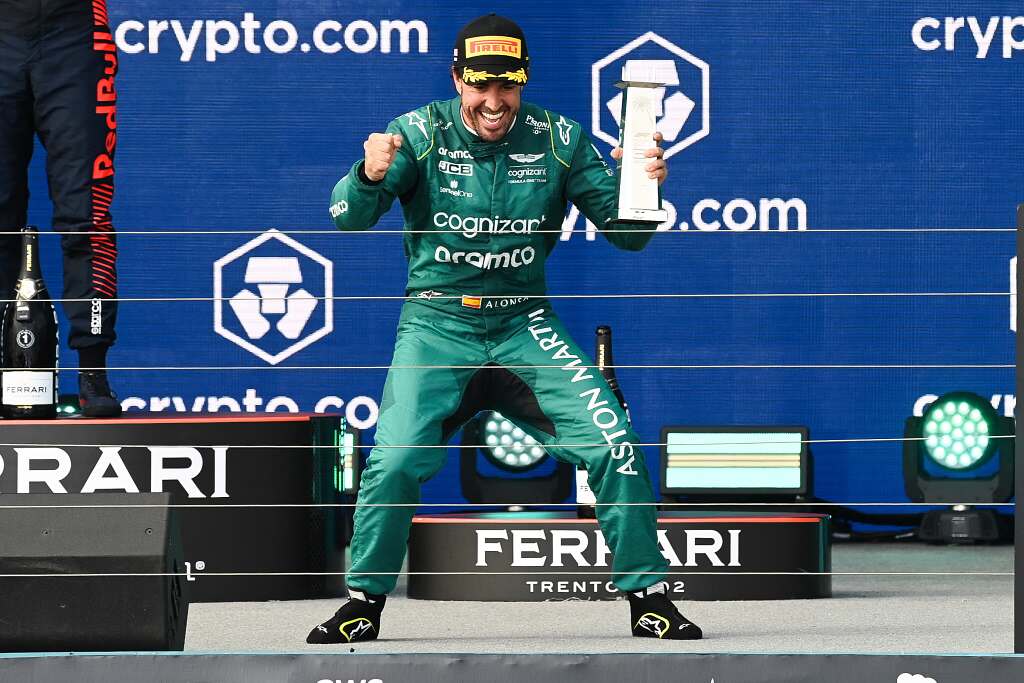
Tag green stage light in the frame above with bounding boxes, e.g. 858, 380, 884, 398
903, 390, 1014, 543
921, 393, 996, 471
481, 412, 547, 471
332, 423, 360, 495
56, 394, 82, 417
460, 411, 572, 506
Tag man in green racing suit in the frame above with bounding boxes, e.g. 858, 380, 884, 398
307, 14, 703, 644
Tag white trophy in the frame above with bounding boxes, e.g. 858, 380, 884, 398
613, 60, 673, 224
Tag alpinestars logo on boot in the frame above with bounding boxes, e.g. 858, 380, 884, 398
340, 618, 376, 642
636, 613, 671, 638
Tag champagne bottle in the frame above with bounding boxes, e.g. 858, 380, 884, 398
1, 227, 59, 419
576, 325, 632, 518
596, 325, 630, 422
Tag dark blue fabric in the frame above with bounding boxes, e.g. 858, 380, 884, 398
0, 3, 118, 352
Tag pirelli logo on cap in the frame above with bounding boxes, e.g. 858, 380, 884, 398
461, 295, 483, 309
465, 36, 522, 59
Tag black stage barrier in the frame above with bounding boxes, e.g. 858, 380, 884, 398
0, 493, 187, 652
0, 413, 347, 602
408, 511, 831, 601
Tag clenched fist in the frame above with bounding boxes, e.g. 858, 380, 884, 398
363, 133, 403, 182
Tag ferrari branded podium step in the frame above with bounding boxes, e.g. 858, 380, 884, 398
0, 413, 347, 602
408, 511, 831, 601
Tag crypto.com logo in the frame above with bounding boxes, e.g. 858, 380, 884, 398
592, 32, 710, 158
213, 229, 333, 365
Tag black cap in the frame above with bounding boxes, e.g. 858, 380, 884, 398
452, 14, 529, 85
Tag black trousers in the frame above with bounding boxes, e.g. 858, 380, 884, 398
0, 2, 118, 351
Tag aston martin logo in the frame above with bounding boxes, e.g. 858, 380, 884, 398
509, 153, 544, 163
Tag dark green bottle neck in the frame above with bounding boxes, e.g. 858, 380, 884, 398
16, 229, 44, 299
596, 336, 618, 380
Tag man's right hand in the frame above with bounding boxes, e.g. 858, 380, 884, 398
363, 133, 403, 182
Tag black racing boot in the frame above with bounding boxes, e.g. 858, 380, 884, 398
306, 589, 386, 644
628, 581, 703, 640
78, 370, 122, 417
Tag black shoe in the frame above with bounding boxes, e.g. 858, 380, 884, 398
78, 371, 122, 418
306, 590, 386, 644
628, 582, 703, 640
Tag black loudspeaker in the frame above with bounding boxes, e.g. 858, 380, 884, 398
0, 493, 188, 652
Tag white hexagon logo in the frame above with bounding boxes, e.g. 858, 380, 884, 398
591, 32, 710, 159
213, 229, 333, 365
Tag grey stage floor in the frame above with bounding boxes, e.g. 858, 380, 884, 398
185, 543, 1013, 654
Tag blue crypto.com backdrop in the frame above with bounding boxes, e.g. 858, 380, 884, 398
25, 1, 1022, 510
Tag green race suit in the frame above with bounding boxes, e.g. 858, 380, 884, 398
331, 96, 667, 594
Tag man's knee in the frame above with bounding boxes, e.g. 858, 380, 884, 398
569, 426, 651, 483
362, 446, 439, 493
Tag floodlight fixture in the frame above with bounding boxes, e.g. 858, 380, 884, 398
903, 391, 1014, 543
460, 411, 572, 507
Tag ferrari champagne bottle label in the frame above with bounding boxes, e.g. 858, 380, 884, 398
2, 371, 54, 405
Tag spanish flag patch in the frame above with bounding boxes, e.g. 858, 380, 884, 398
461, 295, 482, 309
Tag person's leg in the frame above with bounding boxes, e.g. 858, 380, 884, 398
492, 303, 701, 639
493, 304, 666, 590
346, 311, 489, 594
308, 306, 488, 643
0, 30, 33, 300
31, 16, 120, 414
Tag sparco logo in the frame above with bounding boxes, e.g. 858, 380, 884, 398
434, 245, 536, 270
0, 446, 228, 498
592, 33, 709, 158
527, 308, 638, 476
475, 528, 741, 567
213, 229, 333, 365
90, 298, 103, 335
432, 211, 544, 238
438, 146, 472, 159
329, 200, 348, 218
15, 329, 35, 349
